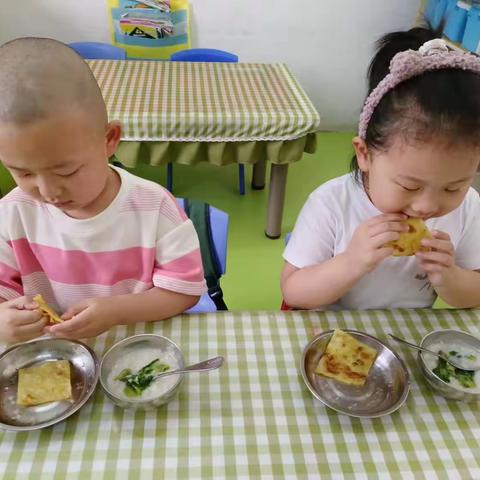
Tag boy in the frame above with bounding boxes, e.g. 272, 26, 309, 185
0, 37, 206, 342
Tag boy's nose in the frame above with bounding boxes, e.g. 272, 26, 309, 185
37, 178, 62, 202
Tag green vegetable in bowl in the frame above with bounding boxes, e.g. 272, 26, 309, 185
432, 355, 476, 389
432, 357, 455, 383
114, 359, 170, 397
455, 369, 475, 388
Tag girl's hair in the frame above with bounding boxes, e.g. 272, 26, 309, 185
351, 26, 480, 174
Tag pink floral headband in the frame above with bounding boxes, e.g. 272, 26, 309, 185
358, 39, 480, 139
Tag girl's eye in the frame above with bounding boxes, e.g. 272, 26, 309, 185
399, 185, 420, 192
445, 188, 460, 193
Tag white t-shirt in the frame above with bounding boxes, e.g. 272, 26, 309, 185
283, 173, 480, 310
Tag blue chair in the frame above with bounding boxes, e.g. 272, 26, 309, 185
69, 42, 126, 60
176, 198, 229, 313
170, 48, 238, 63
168, 48, 246, 195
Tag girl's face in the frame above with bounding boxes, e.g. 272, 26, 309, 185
353, 136, 480, 219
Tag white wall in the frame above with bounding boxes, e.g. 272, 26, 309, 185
0, 0, 420, 130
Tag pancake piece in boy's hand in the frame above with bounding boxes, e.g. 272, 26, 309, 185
33, 294, 63, 324
315, 329, 378, 386
385, 217, 430, 256
17, 360, 72, 406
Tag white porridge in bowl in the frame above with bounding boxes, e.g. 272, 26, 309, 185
423, 341, 480, 393
107, 347, 180, 402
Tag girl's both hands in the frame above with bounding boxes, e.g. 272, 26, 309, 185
0, 297, 47, 343
47, 297, 119, 340
416, 230, 455, 286
345, 213, 456, 286
344, 213, 409, 275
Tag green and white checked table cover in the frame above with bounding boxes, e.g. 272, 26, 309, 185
1, 310, 479, 479
88, 60, 321, 143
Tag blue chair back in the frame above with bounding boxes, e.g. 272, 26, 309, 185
69, 42, 126, 60
170, 48, 238, 63
176, 198, 229, 313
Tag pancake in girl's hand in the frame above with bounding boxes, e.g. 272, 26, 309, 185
385, 217, 430, 256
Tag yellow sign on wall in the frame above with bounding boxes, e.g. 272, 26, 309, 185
107, 0, 190, 59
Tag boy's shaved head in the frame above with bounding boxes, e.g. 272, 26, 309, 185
0, 37, 107, 125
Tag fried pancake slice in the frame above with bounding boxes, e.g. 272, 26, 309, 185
385, 217, 431, 256
17, 360, 72, 406
33, 294, 63, 324
315, 330, 378, 386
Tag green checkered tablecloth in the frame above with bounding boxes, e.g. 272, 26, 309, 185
88, 60, 320, 143
1, 310, 480, 479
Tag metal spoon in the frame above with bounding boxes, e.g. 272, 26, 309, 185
153, 355, 224, 381
388, 334, 480, 371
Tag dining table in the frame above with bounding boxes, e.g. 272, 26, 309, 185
1, 309, 479, 479
87, 59, 321, 238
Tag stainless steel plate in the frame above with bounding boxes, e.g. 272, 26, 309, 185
0, 338, 99, 431
301, 329, 410, 418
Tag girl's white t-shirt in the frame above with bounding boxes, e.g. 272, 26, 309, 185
283, 173, 480, 310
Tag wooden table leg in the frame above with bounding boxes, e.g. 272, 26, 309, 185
252, 158, 267, 190
265, 163, 288, 239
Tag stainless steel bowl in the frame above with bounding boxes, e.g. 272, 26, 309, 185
418, 329, 480, 402
100, 334, 184, 409
0, 338, 99, 431
301, 329, 410, 418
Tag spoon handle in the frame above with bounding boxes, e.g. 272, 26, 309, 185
154, 356, 224, 380
388, 334, 439, 357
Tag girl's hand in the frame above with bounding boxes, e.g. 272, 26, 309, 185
345, 213, 408, 275
416, 231, 455, 286
0, 296, 47, 343
47, 297, 119, 340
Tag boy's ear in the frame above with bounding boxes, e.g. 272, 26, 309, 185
105, 121, 122, 157
352, 136, 370, 172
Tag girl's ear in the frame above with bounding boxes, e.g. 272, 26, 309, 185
105, 121, 122, 158
352, 136, 371, 172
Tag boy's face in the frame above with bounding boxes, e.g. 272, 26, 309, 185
0, 109, 121, 218
354, 136, 480, 219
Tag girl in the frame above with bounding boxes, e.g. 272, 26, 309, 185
281, 27, 480, 310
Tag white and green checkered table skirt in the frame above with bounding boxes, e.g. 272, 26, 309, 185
1, 310, 479, 479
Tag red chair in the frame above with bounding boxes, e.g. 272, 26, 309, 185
281, 300, 292, 311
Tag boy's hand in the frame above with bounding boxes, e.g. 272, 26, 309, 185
0, 296, 47, 343
345, 213, 408, 275
47, 297, 119, 340
416, 230, 455, 286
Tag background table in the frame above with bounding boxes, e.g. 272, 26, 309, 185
1, 309, 479, 479
88, 60, 321, 238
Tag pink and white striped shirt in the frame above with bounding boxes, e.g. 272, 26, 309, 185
0, 166, 206, 312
